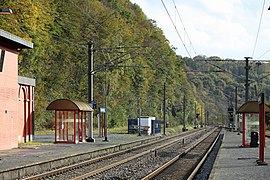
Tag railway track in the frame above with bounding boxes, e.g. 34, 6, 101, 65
21, 128, 212, 180
80, 127, 220, 180
145, 127, 221, 179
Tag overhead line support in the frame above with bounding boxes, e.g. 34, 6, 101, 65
87, 41, 95, 142
244, 57, 252, 102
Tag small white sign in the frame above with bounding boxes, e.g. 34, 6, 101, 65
100, 107, 106, 113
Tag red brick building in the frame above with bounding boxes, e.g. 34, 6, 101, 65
0, 29, 34, 150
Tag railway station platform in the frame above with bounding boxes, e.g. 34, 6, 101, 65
210, 129, 270, 180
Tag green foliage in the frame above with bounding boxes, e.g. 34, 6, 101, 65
0, 0, 208, 130
185, 56, 270, 125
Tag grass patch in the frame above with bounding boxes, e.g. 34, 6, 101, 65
108, 126, 128, 134
35, 129, 54, 135
165, 125, 191, 135
18, 141, 53, 147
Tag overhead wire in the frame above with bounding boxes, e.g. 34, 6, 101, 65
68, 0, 105, 30
172, 0, 196, 55
161, 1, 270, 110
162, 0, 238, 81
161, 0, 191, 58
202, 60, 243, 79
65, 0, 148, 74
167, 0, 250, 102
249, 0, 270, 94
257, 49, 270, 59
251, 0, 266, 58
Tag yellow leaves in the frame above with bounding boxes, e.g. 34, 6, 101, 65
0, 0, 54, 43
0, 0, 198, 128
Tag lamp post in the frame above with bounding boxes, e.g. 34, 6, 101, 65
0, 8, 12, 14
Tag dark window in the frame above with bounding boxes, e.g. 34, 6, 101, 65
0, 49, 5, 72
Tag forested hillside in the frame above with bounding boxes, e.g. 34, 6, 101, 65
184, 55, 270, 126
2, 0, 268, 130
0, 0, 199, 130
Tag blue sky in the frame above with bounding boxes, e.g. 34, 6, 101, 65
130, 0, 270, 60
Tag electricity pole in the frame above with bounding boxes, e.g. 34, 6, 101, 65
194, 101, 197, 128
85, 43, 145, 142
235, 86, 238, 130
104, 66, 108, 141
86, 41, 95, 142
245, 57, 252, 102
183, 94, 186, 131
205, 110, 208, 127
163, 82, 166, 135
200, 107, 203, 128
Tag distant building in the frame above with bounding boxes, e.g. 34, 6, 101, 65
0, 29, 34, 150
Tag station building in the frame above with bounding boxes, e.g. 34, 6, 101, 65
0, 29, 34, 150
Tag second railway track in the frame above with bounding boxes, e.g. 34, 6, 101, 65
148, 127, 221, 180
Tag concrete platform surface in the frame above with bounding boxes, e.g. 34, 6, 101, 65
210, 129, 270, 180
0, 133, 153, 172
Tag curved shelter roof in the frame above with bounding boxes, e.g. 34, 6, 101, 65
46, 99, 93, 112
237, 101, 270, 113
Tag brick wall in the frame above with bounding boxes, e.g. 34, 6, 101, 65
0, 47, 19, 150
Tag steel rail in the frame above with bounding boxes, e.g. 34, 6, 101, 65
71, 129, 208, 180
142, 128, 219, 180
187, 130, 221, 180
23, 129, 206, 180
142, 152, 184, 180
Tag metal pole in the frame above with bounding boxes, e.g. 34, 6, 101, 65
258, 93, 267, 165
183, 95, 186, 131
244, 57, 251, 102
194, 101, 197, 128
86, 41, 95, 142
200, 107, 203, 128
139, 107, 141, 136
163, 82, 166, 135
235, 87, 238, 111
235, 86, 238, 131
98, 114, 101, 137
32, 87, 35, 140
204, 110, 207, 127
104, 67, 108, 141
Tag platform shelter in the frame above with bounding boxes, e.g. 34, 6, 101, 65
46, 99, 93, 144
237, 101, 270, 147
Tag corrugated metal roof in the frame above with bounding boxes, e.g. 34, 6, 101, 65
46, 99, 93, 112
18, 76, 36, 86
237, 101, 270, 113
0, 29, 33, 49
